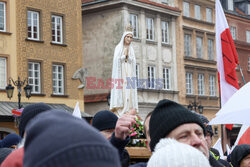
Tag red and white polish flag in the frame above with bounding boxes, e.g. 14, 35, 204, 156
216, 0, 239, 130
234, 125, 250, 145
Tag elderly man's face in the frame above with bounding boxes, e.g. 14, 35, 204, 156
205, 133, 212, 149
240, 154, 250, 167
166, 123, 209, 158
101, 129, 115, 140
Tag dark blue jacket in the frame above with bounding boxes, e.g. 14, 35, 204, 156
110, 133, 130, 167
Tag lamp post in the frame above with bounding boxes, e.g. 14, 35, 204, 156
107, 93, 110, 106
5, 77, 32, 109
187, 96, 203, 114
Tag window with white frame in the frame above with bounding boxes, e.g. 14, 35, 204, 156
163, 67, 170, 90
146, 17, 154, 41
198, 73, 205, 95
51, 15, 63, 44
183, 2, 190, 17
0, 57, 6, 89
230, 26, 236, 40
27, 11, 39, 40
130, 14, 138, 38
228, 0, 234, 11
208, 39, 214, 60
0, 2, 6, 31
195, 5, 201, 20
196, 36, 203, 58
136, 64, 139, 87
148, 66, 155, 89
248, 4, 250, 15
28, 62, 41, 94
186, 72, 193, 94
53, 64, 64, 95
246, 31, 250, 43
248, 57, 250, 71
161, 21, 169, 44
206, 8, 212, 22
184, 34, 191, 57
209, 75, 216, 96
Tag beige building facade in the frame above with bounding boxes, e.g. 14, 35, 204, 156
0, 0, 84, 136
177, 0, 220, 143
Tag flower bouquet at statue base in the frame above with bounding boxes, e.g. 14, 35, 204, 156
127, 116, 146, 147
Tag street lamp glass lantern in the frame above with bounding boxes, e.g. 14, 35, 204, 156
198, 105, 203, 114
187, 104, 193, 111
6, 83, 14, 99
24, 84, 32, 99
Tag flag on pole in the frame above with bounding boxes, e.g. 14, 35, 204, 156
12, 108, 23, 116
216, 0, 239, 130
72, 101, 82, 119
234, 125, 250, 145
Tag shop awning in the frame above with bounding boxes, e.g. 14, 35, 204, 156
0, 101, 92, 117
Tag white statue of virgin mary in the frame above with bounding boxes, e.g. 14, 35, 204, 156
110, 27, 138, 116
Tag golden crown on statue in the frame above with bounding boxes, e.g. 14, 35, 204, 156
125, 24, 133, 32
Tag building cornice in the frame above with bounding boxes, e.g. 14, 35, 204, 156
184, 64, 217, 72
183, 0, 215, 7
82, 0, 181, 17
137, 88, 179, 94
225, 11, 250, 21
183, 25, 215, 35
183, 16, 215, 26
134, 0, 180, 12
234, 40, 250, 51
184, 56, 217, 65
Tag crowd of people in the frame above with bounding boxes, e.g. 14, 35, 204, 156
0, 100, 249, 167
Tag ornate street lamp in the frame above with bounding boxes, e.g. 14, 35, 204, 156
187, 96, 203, 114
187, 104, 193, 111
6, 83, 14, 99
6, 77, 32, 109
198, 105, 204, 114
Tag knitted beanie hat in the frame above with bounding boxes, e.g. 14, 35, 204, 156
92, 110, 118, 131
149, 99, 205, 151
19, 103, 52, 137
147, 138, 210, 167
231, 144, 250, 167
24, 109, 121, 167
195, 113, 214, 136
0, 133, 21, 148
